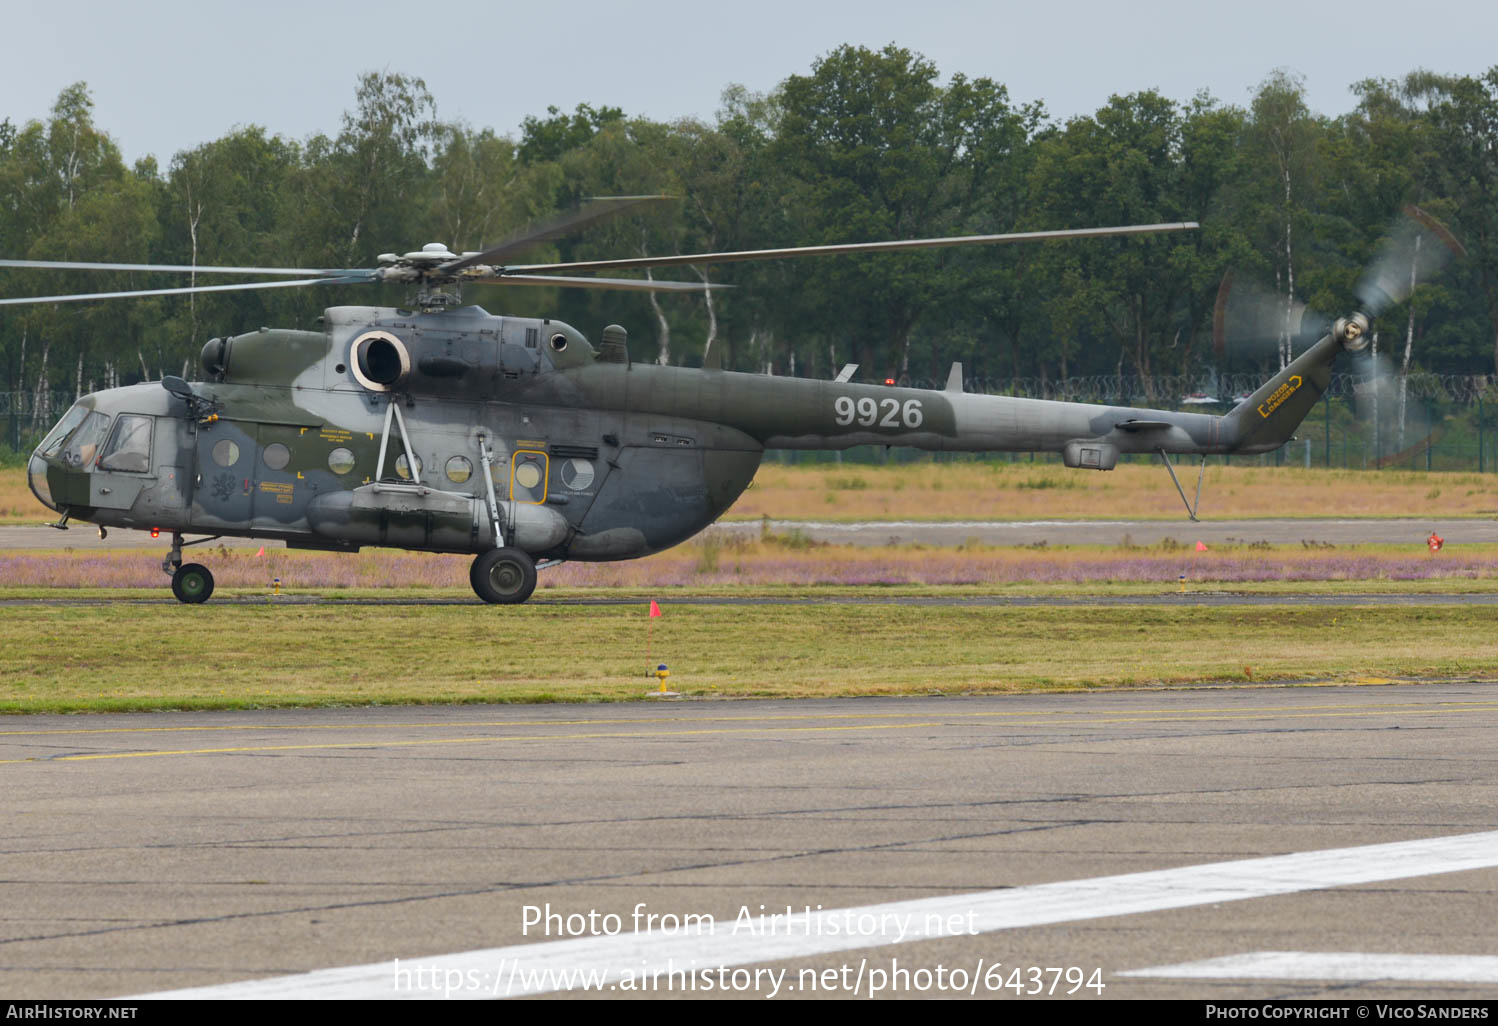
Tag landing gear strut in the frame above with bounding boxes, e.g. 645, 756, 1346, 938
162, 532, 220, 604
470, 547, 537, 604
1157, 448, 1207, 522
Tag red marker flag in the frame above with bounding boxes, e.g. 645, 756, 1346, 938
255, 546, 266, 557
1195, 541, 1208, 552
649, 600, 662, 618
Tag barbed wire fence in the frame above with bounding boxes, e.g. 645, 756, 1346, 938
2, 390, 73, 452
0, 391, 75, 418
807, 372, 1498, 472
15, 376, 1492, 414
927, 373, 1498, 404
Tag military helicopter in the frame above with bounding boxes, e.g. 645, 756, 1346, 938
7, 198, 1458, 604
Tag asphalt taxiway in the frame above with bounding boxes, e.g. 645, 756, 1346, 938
2, 591, 1497, 608
715, 517, 1498, 547
3, 516, 1495, 551
3, 685, 1497, 999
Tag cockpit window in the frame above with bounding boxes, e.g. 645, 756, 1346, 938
98, 415, 153, 473
58, 412, 111, 469
37, 405, 90, 458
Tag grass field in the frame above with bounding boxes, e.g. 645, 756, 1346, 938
5, 459, 1497, 714
5, 461, 1498, 524
1, 602, 1494, 713
0, 468, 41, 523
4, 538, 1496, 592
1, 537, 1495, 713
730, 461, 1498, 520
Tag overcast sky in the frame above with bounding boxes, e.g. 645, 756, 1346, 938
5, 0, 1495, 167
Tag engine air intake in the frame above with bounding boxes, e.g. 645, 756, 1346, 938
350, 331, 411, 390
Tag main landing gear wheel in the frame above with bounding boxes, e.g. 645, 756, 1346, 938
171, 563, 215, 604
470, 547, 537, 605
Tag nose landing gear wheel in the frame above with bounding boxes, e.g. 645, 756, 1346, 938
171, 562, 215, 604
470, 547, 537, 605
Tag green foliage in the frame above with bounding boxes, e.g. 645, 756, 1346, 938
2, 53, 1498, 425
768, 44, 1037, 380
519, 103, 625, 166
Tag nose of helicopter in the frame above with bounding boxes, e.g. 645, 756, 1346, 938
27, 454, 57, 512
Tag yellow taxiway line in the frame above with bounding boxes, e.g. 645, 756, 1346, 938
2, 700, 1497, 764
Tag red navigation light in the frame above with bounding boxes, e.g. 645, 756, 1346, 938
884, 377, 896, 386
150, 527, 160, 539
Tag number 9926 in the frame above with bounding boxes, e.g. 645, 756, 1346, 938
833, 396, 923, 429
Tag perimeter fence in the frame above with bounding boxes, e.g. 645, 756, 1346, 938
789, 372, 1498, 472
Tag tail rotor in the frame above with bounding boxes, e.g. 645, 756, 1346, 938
1214, 206, 1463, 463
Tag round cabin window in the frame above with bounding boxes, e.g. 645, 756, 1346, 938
211, 439, 240, 468
395, 453, 422, 480
445, 456, 473, 484
263, 443, 291, 471
513, 462, 542, 489
327, 448, 355, 475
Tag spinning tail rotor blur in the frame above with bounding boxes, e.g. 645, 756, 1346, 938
1214, 206, 1464, 466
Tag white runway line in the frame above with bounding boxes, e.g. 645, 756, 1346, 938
1121, 952, 1498, 984
133, 829, 1498, 1000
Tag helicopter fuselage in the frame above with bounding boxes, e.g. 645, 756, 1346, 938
27, 302, 1346, 591
9, 204, 1448, 605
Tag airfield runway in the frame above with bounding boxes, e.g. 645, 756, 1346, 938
1, 516, 1494, 552
4, 592, 1498, 609
2, 686, 1497, 1000
715, 517, 1498, 548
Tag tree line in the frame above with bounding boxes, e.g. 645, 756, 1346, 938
2, 45, 1496, 445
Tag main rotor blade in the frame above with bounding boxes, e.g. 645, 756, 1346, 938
507, 222, 1200, 275
473, 274, 726, 293
440, 196, 676, 273
1355, 205, 1465, 318
0, 258, 350, 277
0, 277, 365, 307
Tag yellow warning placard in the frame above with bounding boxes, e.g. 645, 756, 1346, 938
1257, 375, 1303, 418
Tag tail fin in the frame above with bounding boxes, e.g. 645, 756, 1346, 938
1222, 333, 1342, 453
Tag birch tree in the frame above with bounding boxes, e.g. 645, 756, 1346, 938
1247, 72, 1319, 370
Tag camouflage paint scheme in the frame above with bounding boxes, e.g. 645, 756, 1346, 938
27, 302, 1346, 566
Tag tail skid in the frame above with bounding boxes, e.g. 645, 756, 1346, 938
1147, 331, 1345, 520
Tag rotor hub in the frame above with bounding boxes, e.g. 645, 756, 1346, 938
1334, 313, 1371, 353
